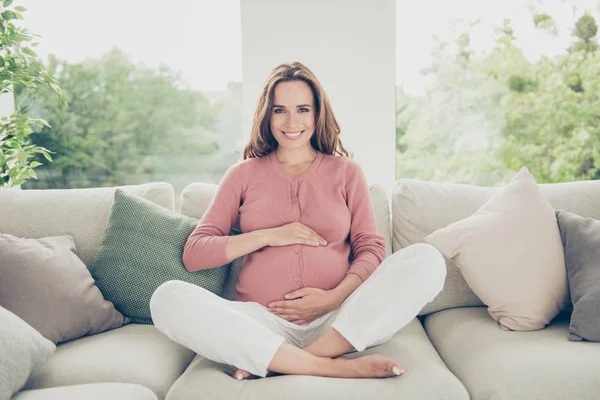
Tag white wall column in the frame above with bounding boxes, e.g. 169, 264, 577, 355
240, 0, 396, 192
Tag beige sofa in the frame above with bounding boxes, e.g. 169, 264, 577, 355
3, 177, 600, 400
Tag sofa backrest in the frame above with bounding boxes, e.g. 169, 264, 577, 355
392, 178, 600, 315
0, 183, 175, 268
179, 182, 393, 301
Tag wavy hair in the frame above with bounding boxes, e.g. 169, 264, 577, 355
242, 61, 353, 160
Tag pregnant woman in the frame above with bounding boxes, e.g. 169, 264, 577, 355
150, 61, 446, 380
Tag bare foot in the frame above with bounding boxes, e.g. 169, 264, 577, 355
232, 368, 280, 380
336, 354, 405, 378
233, 354, 405, 380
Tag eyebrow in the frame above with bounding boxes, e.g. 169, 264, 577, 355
273, 104, 312, 108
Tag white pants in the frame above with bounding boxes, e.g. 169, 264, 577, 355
150, 243, 446, 378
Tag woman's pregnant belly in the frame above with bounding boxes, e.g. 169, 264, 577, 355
234, 244, 351, 307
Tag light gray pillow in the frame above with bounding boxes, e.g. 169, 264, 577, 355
0, 233, 130, 344
556, 210, 600, 341
0, 305, 56, 400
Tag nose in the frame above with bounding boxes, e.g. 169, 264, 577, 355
284, 111, 302, 127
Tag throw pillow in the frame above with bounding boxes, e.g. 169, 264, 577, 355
556, 210, 600, 341
90, 189, 230, 324
0, 305, 56, 400
424, 167, 568, 331
0, 234, 130, 344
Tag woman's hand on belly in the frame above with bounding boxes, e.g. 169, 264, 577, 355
265, 221, 328, 248
267, 287, 339, 325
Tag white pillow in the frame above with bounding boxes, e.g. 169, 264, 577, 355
424, 167, 568, 331
0, 306, 56, 400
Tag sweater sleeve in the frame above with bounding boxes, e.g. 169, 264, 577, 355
182, 163, 245, 272
344, 160, 386, 282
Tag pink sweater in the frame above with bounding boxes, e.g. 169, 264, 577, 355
183, 151, 386, 307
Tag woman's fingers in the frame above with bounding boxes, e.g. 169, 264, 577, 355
277, 314, 301, 321
298, 225, 326, 245
300, 237, 320, 246
272, 310, 301, 321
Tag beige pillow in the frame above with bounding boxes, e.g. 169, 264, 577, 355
424, 167, 568, 331
0, 234, 130, 344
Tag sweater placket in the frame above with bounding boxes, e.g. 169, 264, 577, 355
290, 177, 303, 288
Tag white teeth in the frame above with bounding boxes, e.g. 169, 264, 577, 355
284, 131, 302, 137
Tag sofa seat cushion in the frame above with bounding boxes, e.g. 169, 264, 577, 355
424, 307, 600, 400
12, 383, 157, 400
165, 318, 469, 400
22, 324, 195, 400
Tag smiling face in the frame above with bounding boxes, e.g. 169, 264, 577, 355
269, 80, 316, 153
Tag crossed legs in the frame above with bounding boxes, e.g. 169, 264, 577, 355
150, 244, 445, 379
232, 243, 447, 379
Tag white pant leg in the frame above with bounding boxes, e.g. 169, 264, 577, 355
149, 280, 287, 378
322, 243, 446, 352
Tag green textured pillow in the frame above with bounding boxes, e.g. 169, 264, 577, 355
90, 188, 231, 324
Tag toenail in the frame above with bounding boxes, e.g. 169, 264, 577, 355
237, 373, 243, 380
392, 366, 402, 376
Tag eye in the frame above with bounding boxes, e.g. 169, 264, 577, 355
299, 108, 310, 113
273, 108, 285, 113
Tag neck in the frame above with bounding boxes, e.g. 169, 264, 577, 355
275, 147, 318, 166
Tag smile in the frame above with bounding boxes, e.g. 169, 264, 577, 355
283, 130, 305, 139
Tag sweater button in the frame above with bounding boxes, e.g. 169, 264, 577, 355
294, 276, 300, 282
293, 246, 300, 254
295, 218, 300, 222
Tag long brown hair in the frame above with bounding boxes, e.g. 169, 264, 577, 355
242, 61, 353, 160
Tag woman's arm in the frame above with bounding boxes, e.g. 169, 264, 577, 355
292, 162, 386, 311
328, 273, 363, 307
183, 163, 252, 272
316, 162, 384, 309
223, 229, 270, 261
343, 160, 386, 281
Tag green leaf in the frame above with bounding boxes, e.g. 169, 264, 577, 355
22, 47, 36, 57
14, 5, 26, 12
30, 161, 42, 168
3, 0, 14, 7
1, 10, 17, 20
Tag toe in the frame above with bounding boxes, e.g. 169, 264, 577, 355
233, 369, 253, 380
392, 365, 405, 376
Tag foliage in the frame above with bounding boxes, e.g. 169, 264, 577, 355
17, 48, 222, 188
397, 9, 600, 185
0, 0, 65, 188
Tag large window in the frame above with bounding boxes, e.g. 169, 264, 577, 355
19, 0, 242, 209
396, 0, 600, 185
